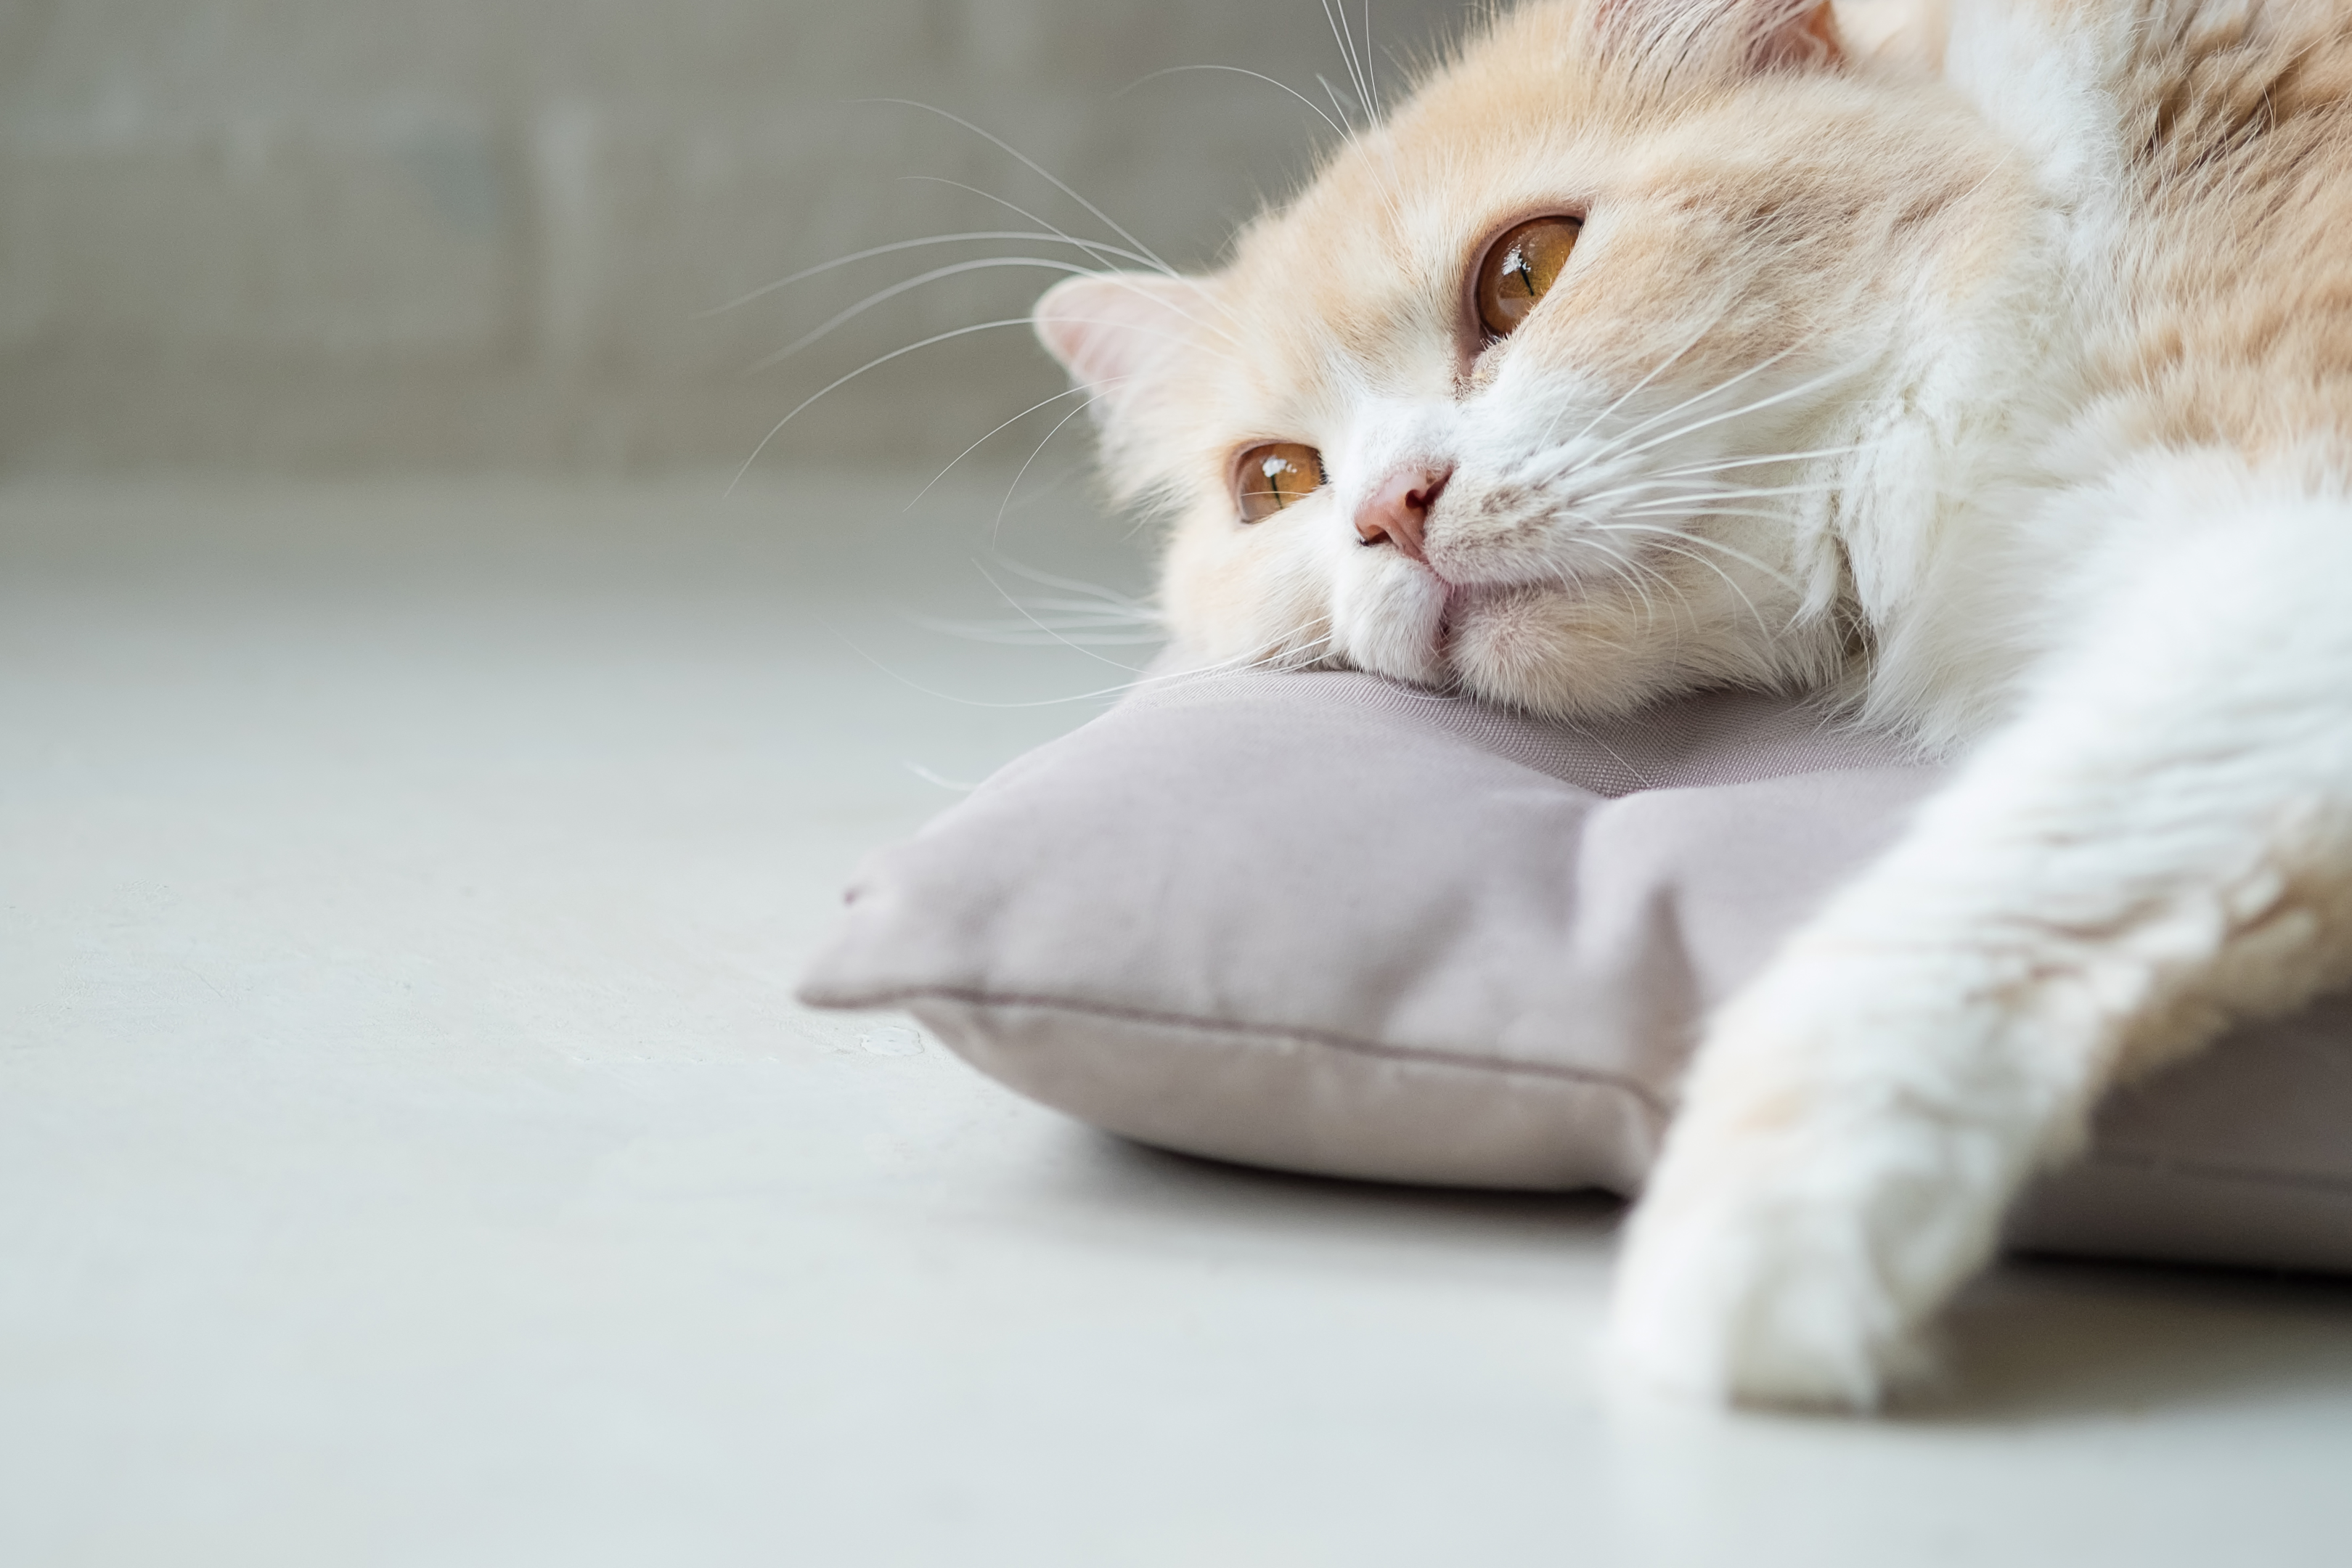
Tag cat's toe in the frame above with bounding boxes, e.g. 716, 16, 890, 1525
1606, 1163, 1931, 1410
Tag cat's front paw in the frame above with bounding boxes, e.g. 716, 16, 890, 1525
1607, 1130, 1933, 1409
1606, 976, 2026, 1409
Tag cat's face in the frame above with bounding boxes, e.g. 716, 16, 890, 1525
1039, 0, 2008, 718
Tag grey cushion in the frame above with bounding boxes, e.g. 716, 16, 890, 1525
799, 668, 2352, 1274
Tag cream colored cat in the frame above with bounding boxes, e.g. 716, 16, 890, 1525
1033, 0, 2352, 1408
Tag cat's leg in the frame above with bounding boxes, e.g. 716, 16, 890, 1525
1609, 478, 2352, 1408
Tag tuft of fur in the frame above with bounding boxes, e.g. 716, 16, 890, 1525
1037, 0, 2352, 1408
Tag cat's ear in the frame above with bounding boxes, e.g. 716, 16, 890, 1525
1033, 272, 1211, 426
1600, 0, 1845, 75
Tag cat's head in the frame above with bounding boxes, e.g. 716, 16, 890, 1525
1036, 0, 2009, 718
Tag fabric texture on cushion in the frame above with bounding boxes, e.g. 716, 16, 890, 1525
799, 667, 2352, 1273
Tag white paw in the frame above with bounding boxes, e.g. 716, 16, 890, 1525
1606, 981, 2029, 1409
1608, 1132, 1935, 1409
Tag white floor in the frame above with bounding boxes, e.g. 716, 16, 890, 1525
5, 475, 2349, 1567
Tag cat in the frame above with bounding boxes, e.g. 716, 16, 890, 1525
1028, 0, 2352, 1408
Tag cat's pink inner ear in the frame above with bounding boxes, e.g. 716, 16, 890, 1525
1755, 0, 1842, 69
1601, 0, 1844, 73
1032, 274, 1206, 398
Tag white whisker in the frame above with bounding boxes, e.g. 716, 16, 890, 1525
997, 389, 1113, 538
1316, 73, 1361, 131
1607, 357, 1868, 464
905, 763, 982, 793
743, 256, 1099, 375
728, 316, 1035, 495
907, 625, 1170, 648
1116, 64, 1354, 143
1618, 505, 1813, 524
1610, 479, 1849, 512
906, 382, 1116, 510
1557, 315, 1726, 450
1584, 343, 1808, 462
1582, 541, 1667, 630
860, 98, 1177, 279
1628, 535, 1779, 639
695, 230, 1163, 319
984, 559, 1159, 619
973, 562, 1153, 672
898, 178, 1147, 274
1591, 520, 1800, 589
901, 175, 1249, 340
1646, 442, 1875, 480
1319, 0, 1373, 120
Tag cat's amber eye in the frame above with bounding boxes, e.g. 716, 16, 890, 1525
1235, 442, 1326, 523
1474, 216, 1583, 340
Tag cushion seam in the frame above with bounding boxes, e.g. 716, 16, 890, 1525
2075, 1147, 2352, 1199
870, 984, 1673, 1118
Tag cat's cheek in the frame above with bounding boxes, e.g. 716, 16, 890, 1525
1161, 520, 1286, 661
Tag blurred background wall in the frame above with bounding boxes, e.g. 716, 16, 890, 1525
0, 0, 1477, 475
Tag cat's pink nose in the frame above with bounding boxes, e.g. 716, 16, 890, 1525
1355, 465, 1452, 562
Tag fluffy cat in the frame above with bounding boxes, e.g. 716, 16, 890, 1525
1032, 0, 2352, 1408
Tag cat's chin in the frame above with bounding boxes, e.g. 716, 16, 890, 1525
1325, 566, 1691, 721
1330, 558, 1452, 688
1440, 584, 1689, 722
